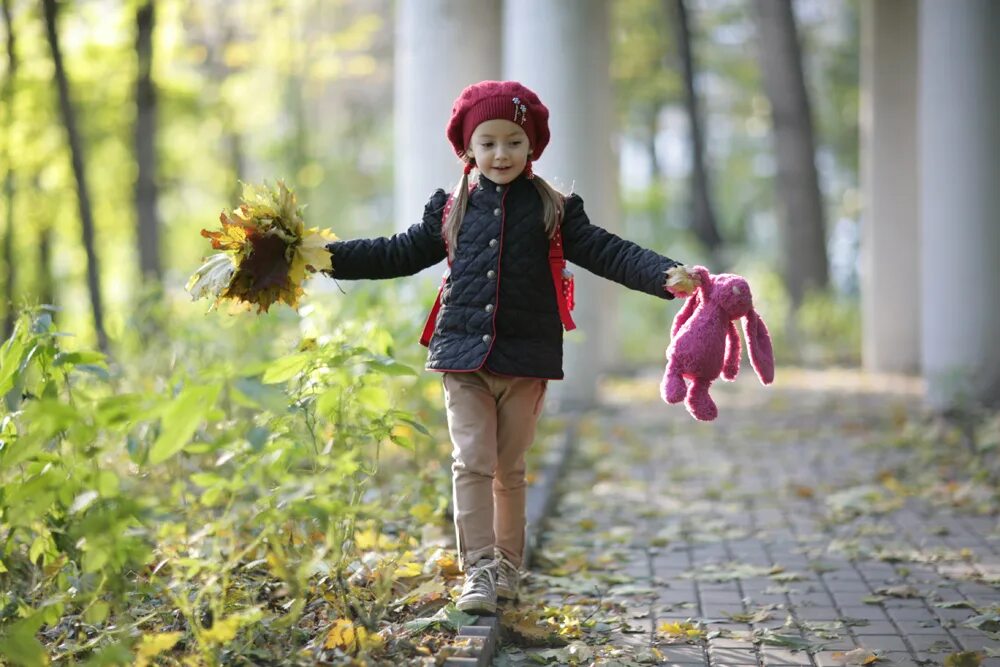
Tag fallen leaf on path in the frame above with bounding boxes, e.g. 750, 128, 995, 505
500, 610, 569, 648
935, 600, 977, 610
962, 613, 1000, 633
724, 606, 775, 624
752, 628, 823, 652
831, 647, 884, 665
943, 651, 983, 667
657, 620, 705, 642
874, 584, 921, 598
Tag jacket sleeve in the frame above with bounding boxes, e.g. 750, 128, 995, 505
561, 193, 680, 300
324, 189, 449, 279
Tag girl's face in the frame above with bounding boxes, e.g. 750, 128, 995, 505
468, 119, 531, 185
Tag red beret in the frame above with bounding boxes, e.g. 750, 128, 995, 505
446, 80, 551, 161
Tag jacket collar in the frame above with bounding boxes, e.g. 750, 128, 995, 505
477, 172, 529, 192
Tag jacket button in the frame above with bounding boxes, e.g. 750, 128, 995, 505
489, 238, 498, 248
493, 208, 501, 216
487, 270, 496, 279
485, 304, 494, 313
482, 334, 491, 344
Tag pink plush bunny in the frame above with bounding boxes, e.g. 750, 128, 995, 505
661, 266, 775, 421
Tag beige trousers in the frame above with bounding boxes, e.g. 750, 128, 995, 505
443, 370, 548, 570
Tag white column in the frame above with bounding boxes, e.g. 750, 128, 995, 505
859, 0, 919, 374
503, 0, 617, 408
395, 1, 501, 233
919, 0, 1000, 409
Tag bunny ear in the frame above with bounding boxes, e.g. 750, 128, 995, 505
742, 308, 774, 385
693, 265, 712, 298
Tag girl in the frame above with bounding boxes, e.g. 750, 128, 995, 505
325, 80, 698, 614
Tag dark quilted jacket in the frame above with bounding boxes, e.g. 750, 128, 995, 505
325, 173, 680, 379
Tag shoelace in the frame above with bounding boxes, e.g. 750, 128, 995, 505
497, 557, 517, 584
464, 562, 496, 597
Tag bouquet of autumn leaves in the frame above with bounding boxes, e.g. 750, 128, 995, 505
186, 180, 336, 312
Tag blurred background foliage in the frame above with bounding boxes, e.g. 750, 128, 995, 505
0, 0, 860, 367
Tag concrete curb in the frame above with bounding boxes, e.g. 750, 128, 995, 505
524, 417, 578, 570
443, 417, 580, 667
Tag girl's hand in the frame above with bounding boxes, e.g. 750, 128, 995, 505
665, 265, 701, 298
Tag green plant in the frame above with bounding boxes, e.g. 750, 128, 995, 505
0, 301, 451, 665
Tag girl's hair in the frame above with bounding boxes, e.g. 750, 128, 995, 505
443, 160, 566, 260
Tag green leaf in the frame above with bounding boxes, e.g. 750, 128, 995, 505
399, 416, 431, 437
443, 604, 478, 630
53, 350, 106, 368
82, 545, 110, 573
0, 334, 26, 395
75, 364, 110, 380
29, 534, 52, 564
84, 601, 110, 625
82, 641, 132, 666
95, 393, 160, 428
149, 384, 222, 464
232, 377, 287, 412
315, 387, 341, 417
0, 613, 48, 666
356, 385, 389, 412
365, 356, 417, 376
190, 473, 226, 488
261, 353, 310, 384
390, 433, 414, 450
402, 604, 477, 633
96, 471, 120, 498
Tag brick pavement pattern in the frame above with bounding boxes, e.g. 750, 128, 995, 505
501, 369, 999, 666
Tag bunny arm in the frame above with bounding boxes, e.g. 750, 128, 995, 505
722, 319, 740, 380
671, 290, 700, 338
661, 352, 688, 405
743, 308, 775, 385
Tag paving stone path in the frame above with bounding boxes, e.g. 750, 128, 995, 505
498, 369, 999, 666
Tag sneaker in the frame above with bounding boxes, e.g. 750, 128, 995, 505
495, 554, 520, 602
456, 558, 497, 615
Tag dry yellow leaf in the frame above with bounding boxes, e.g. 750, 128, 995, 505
434, 551, 462, 577
665, 265, 700, 297
324, 619, 382, 652
325, 618, 357, 650
657, 620, 706, 641
135, 632, 182, 667
202, 608, 262, 645
944, 652, 984, 667
393, 561, 424, 578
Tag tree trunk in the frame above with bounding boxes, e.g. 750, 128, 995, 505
2, 0, 16, 337
645, 105, 661, 181
752, 0, 829, 308
135, 0, 162, 283
185, 7, 246, 205
37, 223, 54, 308
42, 0, 108, 352
671, 0, 723, 261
